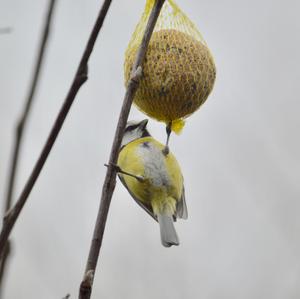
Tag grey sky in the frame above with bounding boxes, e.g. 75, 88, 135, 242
0, 0, 300, 298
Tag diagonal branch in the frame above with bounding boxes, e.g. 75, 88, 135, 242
0, 0, 57, 295
0, 0, 113, 257
78, 1, 166, 298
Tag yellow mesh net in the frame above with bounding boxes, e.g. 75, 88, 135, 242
124, 0, 216, 133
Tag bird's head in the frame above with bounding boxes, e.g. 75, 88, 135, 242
121, 119, 150, 147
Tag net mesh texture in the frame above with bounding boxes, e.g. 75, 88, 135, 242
124, 0, 216, 133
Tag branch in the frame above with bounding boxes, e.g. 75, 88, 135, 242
104, 162, 145, 182
0, 242, 10, 297
78, 1, 166, 298
0, 0, 113, 256
0, 0, 57, 295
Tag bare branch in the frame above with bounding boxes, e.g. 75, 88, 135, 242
104, 163, 145, 182
0, 0, 57, 295
0, 241, 11, 297
78, 1, 166, 298
0, 0, 113, 256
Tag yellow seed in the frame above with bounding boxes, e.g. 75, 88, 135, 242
124, 29, 216, 123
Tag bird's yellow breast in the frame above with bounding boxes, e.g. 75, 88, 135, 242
118, 137, 183, 214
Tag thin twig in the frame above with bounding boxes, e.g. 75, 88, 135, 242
0, 0, 113, 256
0, 242, 10, 297
78, 1, 165, 298
0, 0, 57, 295
104, 163, 145, 182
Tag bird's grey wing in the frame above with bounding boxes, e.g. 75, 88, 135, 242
118, 174, 158, 222
176, 185, 188, 219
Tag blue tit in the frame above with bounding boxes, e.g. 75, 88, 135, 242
117, 119, 187, 247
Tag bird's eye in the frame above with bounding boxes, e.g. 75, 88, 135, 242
125, 124, 139, 132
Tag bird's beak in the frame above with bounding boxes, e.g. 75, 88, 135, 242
139, 119, 148, 130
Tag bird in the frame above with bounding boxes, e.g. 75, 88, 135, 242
116, 119, 187, 247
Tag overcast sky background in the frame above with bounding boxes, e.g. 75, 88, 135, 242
0, 0, 300, 298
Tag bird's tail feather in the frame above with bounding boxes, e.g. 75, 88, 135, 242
157, 214, 179, 247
